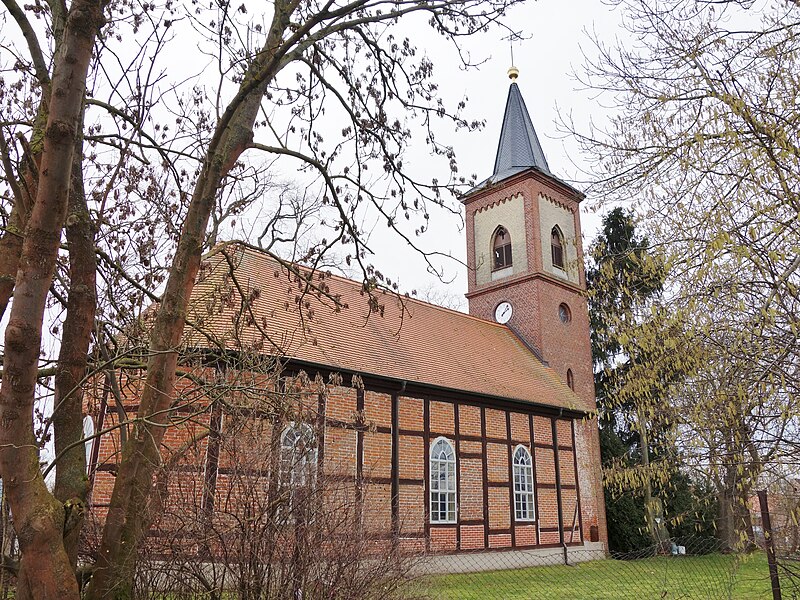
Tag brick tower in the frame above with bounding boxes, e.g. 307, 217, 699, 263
463, 67, 594, 411
463, 67, 607, 546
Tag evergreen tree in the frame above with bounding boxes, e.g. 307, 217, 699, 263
588, 207, 663, 443
589, 208, 718, 551
588, 208, 667, 551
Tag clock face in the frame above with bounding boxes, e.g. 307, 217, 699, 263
494, 301, 513, 324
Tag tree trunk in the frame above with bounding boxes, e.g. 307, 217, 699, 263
52, 128, 95, 568
0, 32, 51, 321
717, 484, 755, 550
86, 19, 290, 598
0, 162, 37, 321
0, 0, 104, 596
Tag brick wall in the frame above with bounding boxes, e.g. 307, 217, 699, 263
87, 366, 602, 557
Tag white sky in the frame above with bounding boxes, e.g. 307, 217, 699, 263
1, 1, 628, 351
4, 0, 627, 472
362, 0, 626, 308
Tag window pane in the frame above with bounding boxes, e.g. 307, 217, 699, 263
513, 448, 535, 521
430, 439, 457, 523
552, 246, 563, 268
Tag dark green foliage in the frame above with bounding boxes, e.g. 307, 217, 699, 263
661, 474, 718, 541
600, 426, 651, 553
605, 489, 651, 554
590, 208, 716, 551
587, 206, 664, 375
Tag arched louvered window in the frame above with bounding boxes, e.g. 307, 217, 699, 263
513, 445, 535, 521
567, 369, 575, 391
551, 226, 565, 269
493, 226, 513, 270
430, 437, 457, 523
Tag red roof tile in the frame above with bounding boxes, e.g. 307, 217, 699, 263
184, 242, 587, 413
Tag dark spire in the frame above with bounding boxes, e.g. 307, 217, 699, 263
492, 68, 550, 179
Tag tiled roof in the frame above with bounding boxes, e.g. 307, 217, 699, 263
184, 243, 586, 413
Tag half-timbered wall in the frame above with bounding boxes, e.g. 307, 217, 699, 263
87, 367, 599, 556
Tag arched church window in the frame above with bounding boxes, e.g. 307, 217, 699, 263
280, 422, 318, 515
493, 226, 513, 270
430, 437, 457, 523
551, 226, 565, 269
513, 446, 535, 521
567, 369, 575, 391
83, 415, 95, 474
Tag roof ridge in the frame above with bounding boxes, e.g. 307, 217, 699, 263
228, 241, 513, 330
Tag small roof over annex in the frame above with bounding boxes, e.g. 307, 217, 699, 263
180, 242, 588, 415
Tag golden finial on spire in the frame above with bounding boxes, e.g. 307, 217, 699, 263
508, 66, 519, 81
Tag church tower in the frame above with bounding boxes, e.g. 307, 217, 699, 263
463, 67, 594, 414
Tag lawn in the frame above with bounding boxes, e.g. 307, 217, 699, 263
424, 552, 776, 599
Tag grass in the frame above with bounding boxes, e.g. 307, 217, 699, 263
424, 552, 777, 599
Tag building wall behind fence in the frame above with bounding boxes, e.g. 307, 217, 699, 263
86, 368, 603, 557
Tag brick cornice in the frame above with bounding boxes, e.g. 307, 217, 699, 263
461, 168, 584, 207
465, 271, 584, 300
540, 191, 575, 214
474, 192, 520, 215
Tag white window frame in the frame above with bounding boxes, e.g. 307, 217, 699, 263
279, 422, 318, 516
513, 445, 536, 522
492, 225, 513, 271
82, 415, 95, 474
429, 437, 457, 524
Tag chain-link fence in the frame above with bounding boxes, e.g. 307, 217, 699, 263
126, 534, 760, 599
417, 535, 740, 599
754, 488, 800, 600
0, 509, 790, 599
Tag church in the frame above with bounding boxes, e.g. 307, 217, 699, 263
86, 68, 607, 565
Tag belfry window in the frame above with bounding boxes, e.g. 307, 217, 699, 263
513, 446, 535, 521
551, 226, 564, 269
430, 437, 457, 523
493, 226, 513, 270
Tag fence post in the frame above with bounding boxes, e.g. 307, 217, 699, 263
758, 489, 782, 600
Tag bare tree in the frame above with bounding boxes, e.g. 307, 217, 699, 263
82, 1, 528, 596
0, 0, 106, 596
1, 0, 529, 594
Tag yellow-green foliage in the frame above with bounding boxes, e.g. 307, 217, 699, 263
580, 1, 800, 546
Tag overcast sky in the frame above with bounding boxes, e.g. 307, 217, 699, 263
363, 0, 627, 308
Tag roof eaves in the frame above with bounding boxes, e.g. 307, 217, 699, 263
280, 355, 590, 418
460, 166, 585, 203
